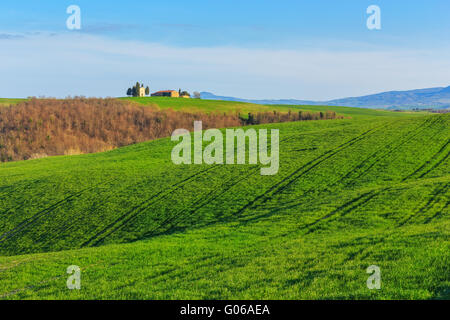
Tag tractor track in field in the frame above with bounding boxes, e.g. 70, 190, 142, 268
231, 124, 386, 217
262, 116, 446, 220
341, 236, 388, 263
398, 182, 449, 227
82, 134, 289, 246
236, 122, 397, 218
0, 166, 220, 247
81, 165, 221, 247
403, 138, 450, 181
339, 117, 443, 185
0, 178, 119, 244
140, 166, 263, 239
255, 124, 390, 202
2, 131, 286, 249
303, 189, 386, 234
270, 117, 439, 210
418, 149, 450, 178
424, 199, 449, 224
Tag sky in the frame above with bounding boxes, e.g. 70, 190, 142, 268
0, 0, 449, 100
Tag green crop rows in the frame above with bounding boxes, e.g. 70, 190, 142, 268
0, 105, 448, 300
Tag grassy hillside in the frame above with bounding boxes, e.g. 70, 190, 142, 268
121, 97, 408, 118
3, 96, 423, 118
0, 108, 448, 299
120, 96, 287, 114
0, 98, 28, 107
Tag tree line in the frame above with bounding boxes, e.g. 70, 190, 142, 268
0, 98, 343, 162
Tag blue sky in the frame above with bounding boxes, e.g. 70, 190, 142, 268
1, 0, 449, 99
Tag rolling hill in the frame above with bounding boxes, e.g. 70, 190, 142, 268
3, 85, 450, 111
200, 86, 450, 110
0, 98, 28, 107
120, 96, 298, 114
120, 96, 410, 118
0, 104, 448, 300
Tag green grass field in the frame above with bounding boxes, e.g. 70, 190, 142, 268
121, 96, 289, 114
0, 98, 28, 107
0, 102, 448, 300
2, 96, 423, 118
121, 96, 421, 119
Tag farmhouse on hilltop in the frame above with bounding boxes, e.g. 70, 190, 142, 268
150, 90, 191, 98
151, 90, 179, 98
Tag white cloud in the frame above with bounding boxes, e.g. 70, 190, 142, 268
0, 32, 449, 100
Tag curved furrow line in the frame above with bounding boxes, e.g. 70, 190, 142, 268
303, 189, 384, 234
284, 118, 437, 198
0, 178, 119, 243
339, 117, 442, 184
81, 165, 220, 247
82, 132, 291, 246
140, 166, 263, 239
231, 124, 386, 217
418, 150, 450, 178
403, 139, 450, 181
424, 199, 449, 224
398, 183, 449, 226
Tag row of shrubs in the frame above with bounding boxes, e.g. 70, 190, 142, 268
242, 110, 342, 125
0, 98, 343, 162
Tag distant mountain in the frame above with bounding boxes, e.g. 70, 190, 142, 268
199, 92, 316, 106
200, 86, 450, 110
